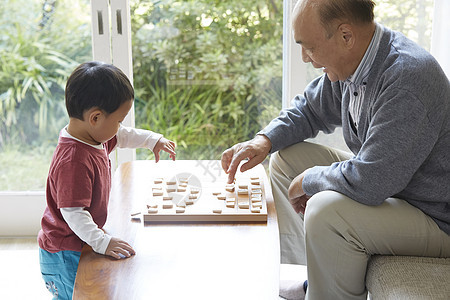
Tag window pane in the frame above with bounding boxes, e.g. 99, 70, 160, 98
131, 0, 283, 160
0, 0, 92, 191
307, 0, 434, 151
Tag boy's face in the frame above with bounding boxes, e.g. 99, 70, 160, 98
91, 99, 133, 144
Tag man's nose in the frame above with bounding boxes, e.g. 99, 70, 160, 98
301, 47, 312, 63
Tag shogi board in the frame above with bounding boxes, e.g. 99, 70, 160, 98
140, 167, 268, 223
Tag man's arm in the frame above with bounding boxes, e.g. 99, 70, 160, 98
221, 75, 342, 183
303, 89, 438, 205
260, 76, 342, 154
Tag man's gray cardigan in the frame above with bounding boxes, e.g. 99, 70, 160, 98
261, 26, 450, 234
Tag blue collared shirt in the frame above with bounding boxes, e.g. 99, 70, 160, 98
343, 23, 383, 128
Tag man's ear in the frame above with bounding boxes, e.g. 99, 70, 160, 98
339, 24, 355, 49
88, 109, 103, 126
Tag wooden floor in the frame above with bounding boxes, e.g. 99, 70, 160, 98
0, 237, 293, 300
0, 237, 50, 300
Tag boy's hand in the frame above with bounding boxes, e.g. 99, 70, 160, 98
153, 137, 176, 162
105, 237, 135, 259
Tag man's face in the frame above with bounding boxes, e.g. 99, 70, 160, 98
293, 5, 347, 82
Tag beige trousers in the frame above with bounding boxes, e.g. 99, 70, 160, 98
269, 142, 450, 300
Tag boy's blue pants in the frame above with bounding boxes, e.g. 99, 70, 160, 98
39, 248, 81, 300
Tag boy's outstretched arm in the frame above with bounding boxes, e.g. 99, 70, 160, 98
105, 237, 136, 259
116, 125, 176, 161
153, 137, 176, 162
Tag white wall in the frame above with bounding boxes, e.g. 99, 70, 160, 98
0, 192, 46, 236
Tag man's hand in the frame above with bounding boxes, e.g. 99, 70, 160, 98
288, 169, 311, 214
153, 137, 176, 162
221, 135, 272, 184
105, 237, 135, 259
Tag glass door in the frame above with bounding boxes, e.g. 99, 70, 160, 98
129, 0, 283, 161
0, 0, 92, 191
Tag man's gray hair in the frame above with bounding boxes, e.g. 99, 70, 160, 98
300, 0, 376, 38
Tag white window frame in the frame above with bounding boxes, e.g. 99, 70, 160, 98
91, 0, 135, 170
282, 0, 308, 109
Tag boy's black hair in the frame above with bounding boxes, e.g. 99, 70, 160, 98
65, 61, 134, 120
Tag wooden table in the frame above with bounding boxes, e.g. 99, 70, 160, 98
73, 160, 280, 300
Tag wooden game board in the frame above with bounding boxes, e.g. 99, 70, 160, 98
137, 167, 268, 223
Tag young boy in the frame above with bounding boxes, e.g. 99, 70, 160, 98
38, 61, 176, 299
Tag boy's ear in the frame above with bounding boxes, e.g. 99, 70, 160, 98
88, 109, 104, 126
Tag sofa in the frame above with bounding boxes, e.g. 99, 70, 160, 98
366, 255, 450, 299
280, 255, 450, 299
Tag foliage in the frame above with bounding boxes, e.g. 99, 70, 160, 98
0, 0, 90, 147
0, 28, 74, 146
135, 84, 250, 160
374, 0, 434, 50
130, 0, 283, 159
0, 144, 52, 190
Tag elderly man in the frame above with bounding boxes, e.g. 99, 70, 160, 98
221, 0, 450, 299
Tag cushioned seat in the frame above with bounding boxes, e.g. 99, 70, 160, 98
366, 255, 450, 300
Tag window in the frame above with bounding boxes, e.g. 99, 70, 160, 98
0, 0, 442, 190
0, 0, 92, 191
0, 1, 444, 235
130, 0, 283, 160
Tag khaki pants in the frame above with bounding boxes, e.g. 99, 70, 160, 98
269, 142, 450, 300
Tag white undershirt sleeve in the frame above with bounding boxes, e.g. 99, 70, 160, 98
60, 207, 112, 255
116, 125, 162, 151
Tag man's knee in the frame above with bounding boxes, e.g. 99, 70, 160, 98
269, 142, 313, 179
304, 191, 353, 233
